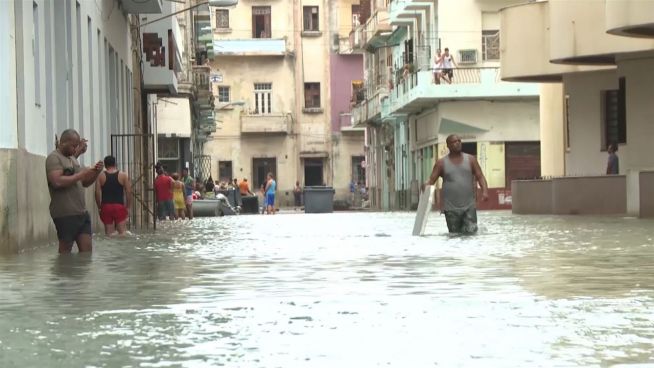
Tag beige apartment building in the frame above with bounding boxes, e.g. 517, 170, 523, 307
204, 0, 330, 205
203, 0, 365, 207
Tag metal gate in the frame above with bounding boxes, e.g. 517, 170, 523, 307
111, 134, 156, 230
194, 154, 212, 183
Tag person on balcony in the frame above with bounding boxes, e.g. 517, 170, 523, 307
439, 48, 457, 84
432, 49, 443, 84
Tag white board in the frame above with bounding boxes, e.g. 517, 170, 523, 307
412, 185, 435, 236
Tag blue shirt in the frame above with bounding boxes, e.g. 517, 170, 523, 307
607, 153, 619, 175
266, 179, 276, 195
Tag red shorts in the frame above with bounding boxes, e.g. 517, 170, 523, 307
100, 203, 128, 225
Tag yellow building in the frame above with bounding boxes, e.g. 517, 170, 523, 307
202, 0, 365, 207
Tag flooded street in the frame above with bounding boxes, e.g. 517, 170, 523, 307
1, 211, 654, 367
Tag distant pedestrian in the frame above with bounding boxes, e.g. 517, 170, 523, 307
424, 134, 489, 234
606, 142, 619, 175
258, 184, 266, 214
95, 155, 132, 236
239, 178, 253, 196
182, 168, 195, 219
293, 180, 302, 210
205, 176, 215, 193
264, 172, 277, 214
172, 173, 186, 220
46, 129, 104, 253
154, 168, 175, 221
432, 49, 443, 84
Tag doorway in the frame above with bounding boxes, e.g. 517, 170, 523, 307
218, 160, 232, 182
252, 157, 277, 190
304, 158, 324, 186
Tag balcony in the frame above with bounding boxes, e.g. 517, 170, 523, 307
351, 90, 386, 128
240, 114, 290, 134
121, 0, 163, 14
606, 0, 654, 38
339, 113, 364, 133
213, 39, 288, 56
361, 10, 392, 51
548, 0, 654, 64
192, 65, 212, 96
388, 67, 539, 114
389, 0, 433, 26
499, 1, 597, 82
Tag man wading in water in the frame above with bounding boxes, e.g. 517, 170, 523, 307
424, 134, 489, 234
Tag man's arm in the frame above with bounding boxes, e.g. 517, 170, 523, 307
470, 156, 489, 201
74, 139, 88, 159
426, 160, 444, 186
48, 169, 84, 189
121, 172, 133, 210
94, 173, 104, 208
81, 164, 103, 187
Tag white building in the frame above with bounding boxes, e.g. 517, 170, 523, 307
0, 0, 163, 252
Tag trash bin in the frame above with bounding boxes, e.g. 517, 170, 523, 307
241, 196, 259, 214
303, 186, 335, 213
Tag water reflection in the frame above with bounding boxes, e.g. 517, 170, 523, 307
0, 212, 653, 367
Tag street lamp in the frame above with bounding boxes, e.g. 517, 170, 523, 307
138, 0, 239, 28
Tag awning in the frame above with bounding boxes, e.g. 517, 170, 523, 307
439, 118, 488, 135
299, 151, 329, 158
157, 97, 192, 137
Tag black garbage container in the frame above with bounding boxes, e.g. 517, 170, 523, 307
215, 189, 240, 207
303, 186, 335, 213
241, 196, 259, 214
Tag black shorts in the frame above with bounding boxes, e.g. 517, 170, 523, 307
52, 213, 92, 243
443, 68, 453, 79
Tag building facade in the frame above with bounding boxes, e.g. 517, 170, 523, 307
0, 0, 155, 252
202, 0, 364, 206
502, 0, 654, 217
351, 0, 540, 211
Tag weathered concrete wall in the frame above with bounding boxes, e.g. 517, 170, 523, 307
552, 176, 626, 215
639, 171, 654, 218
0, 149, 52, 253
511, 179, 552, 214
0, 148, 104, 254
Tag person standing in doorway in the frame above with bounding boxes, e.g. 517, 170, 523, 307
154, 168, 175, 221
424, 134, 489, 234
264, 172, 277, 214
46, 129, 104, 253
294, 180, 303, 210
182, 168, 195, 219
95, 155, 132, 236
606, 142, 620, 175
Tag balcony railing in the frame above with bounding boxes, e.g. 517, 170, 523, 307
240, 113, 290, 134
192, 65, 212, 94
361, 10, 391, 50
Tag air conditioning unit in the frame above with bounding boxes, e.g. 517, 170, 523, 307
458, 49, 477, 65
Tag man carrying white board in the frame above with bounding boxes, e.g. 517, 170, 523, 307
424, 134, 489, 234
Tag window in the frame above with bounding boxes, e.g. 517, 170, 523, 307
218, 86, 230, 103
158, 138, 180, 159
303, 6, 319, 31
352, 156, 365, 185
33, 2, 41, 105
252, 6, 271, 38
254, 83, 272, 114
459, 49, 477, 64
602, 77, 626, 148
482, 30, 500, 60
351, 5, 360, 29
304, 83, 321, 108
216, 9, 229, 29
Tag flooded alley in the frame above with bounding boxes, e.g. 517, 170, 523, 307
1, 212, 654, 367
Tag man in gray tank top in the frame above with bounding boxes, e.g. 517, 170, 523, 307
424, 134, 489, 234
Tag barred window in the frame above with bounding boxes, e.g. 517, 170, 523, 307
216, 9, 229, 29
482, 30, 500, 61
304, 83, 321, 108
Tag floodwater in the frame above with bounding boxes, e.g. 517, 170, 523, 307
1, 211, 654, 367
